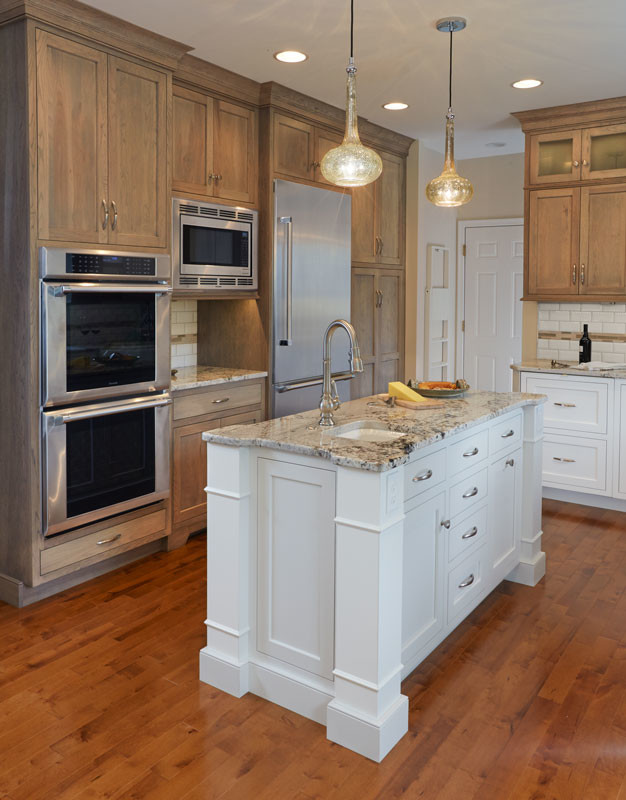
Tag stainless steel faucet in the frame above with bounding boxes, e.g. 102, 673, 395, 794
319, 319, 363, 426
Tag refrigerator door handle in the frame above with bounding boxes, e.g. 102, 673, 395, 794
278, 215, 293, 346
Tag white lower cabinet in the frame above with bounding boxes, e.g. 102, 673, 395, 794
489, 449, 522, 582
618, 381, 626, 498
542, 434, 607, 493
447, 544, 487, 625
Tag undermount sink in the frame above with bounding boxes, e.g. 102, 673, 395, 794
328, 420, 406, 443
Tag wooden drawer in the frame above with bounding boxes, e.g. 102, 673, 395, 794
220, 409, 264, 427
173, 382, 263, 421
489, 411, 523, 457
449, 467, 488, 519
447, 504, 488, 564
41, 509, 167, 575
447, 544, 487, 625
448, 428, 489, 476
404, 447, 447, 502
522, 374, 609, 435
542, 434, 607, 493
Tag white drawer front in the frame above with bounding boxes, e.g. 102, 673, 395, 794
523, 375, 608, 435
448, 429, 489, 476
447, 504, 488, 564
404, 447, 447, 502
449, 467, 488, 519
542, 434, 607, 493
489, 411, 522, 457
447, 544, 487, 625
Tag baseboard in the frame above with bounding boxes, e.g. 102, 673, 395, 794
327, 694, 409, 762
543, 487, 626, 512
506, 551, 546, 587
0, 573, 23, 606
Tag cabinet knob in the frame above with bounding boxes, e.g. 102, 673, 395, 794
572, 160, 580, 167
440, 519, 451, 529
582, 159, 589, 166
505, 458, 515, 467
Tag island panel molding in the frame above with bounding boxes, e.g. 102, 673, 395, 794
200, 393, 546, 760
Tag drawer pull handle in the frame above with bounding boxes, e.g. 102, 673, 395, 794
213, 397, 230, 404
554, 402, 576, 408
506, 458, 515, 467
440, 519, 451, 529
412, 469, 433, 482
553, 456, 576, 463
458, 574, 475, 589
96, 534, 122, 546
463, 447, 479, 457
462, 526, 478, 540
501, 429, 515, 438
462, 486, 479, 499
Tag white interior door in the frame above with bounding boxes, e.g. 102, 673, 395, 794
463, 224, 523, 392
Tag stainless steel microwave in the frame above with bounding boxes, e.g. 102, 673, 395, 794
172, 198, 258, 292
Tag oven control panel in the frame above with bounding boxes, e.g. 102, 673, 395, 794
67, 253, 155, 276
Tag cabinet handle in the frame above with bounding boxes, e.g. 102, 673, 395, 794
440, 519, 451, 529
101, 199, 109, 230
216, 174, 222, 181
209, 173, 222, 181
506, 458, 515, 467
412, 469, 433, 482
572, 160, 580, 167
572, 264, 577, 285
554, 402, 576, 407
310, 161, 320, 169
375, 236, 379, 254
111, 200, 118, 231
581, 264, 585, 285
458, 574, 475, 589
582, 159, 589, 166
462, 486, 479, 498
375, 289, 380, 308
379, 290, 383, 307
461, 526, 478, 540
553, 456, 576, 463
463, 447, 479, 457
379, 237, 384, 255
501, 429, 515, 438
96, 533, 122, 546
213, 397, 230, 404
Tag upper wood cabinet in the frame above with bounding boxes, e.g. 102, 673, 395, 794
528, 187, 580, 296
271, 113, 345, 186
173, 85, 257, 204
36, 30, 168, 248
580, 183, 626, 295
351, 152, 404, 266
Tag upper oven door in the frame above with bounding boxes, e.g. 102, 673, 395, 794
179, 214, 253, 278
42, 283, 171, 407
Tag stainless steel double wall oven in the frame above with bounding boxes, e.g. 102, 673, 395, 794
40, 248, 172, 537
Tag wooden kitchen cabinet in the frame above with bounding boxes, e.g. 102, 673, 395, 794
528, 187, 580, 296
172, 85, 257, 204
579, 183, 626, 295
273, 113, 316, 181
36, 30, 168, 248
351, 267, 404, 399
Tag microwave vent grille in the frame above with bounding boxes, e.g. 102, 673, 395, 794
238, 278, 254, 286
178, 276, 198, 285
218, 209, 236, 220
179, 204, 199, 214
177, 276, 255, 289
199, 277, 219, 286
219, 278, 236, 286
238, 212, 254, 221
200, 207, 219, 218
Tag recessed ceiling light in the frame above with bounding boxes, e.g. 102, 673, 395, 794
274, 50, 308, 63
486, 141, 506, 148
511, 78, 543, 89
383, 102, 409, 111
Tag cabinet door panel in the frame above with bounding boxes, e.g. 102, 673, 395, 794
489, 449, 522, 582
273, 114, 314, 180
529, 130, 581, 185
528, 188, 580, 296
378, 271, 402, 356
172, 419, 219, 525
618, 382, 626, 499
582, 124, 626, 181
351, 181, 377, 263
377, 153, 403, 264
350, 269, 376, 399
580, 184, 626, 295
172, 85, 213, 197
314, 128, 343, 186
36, 30, 108, 243
108, 57, 168, 248
214, 100, 257, 203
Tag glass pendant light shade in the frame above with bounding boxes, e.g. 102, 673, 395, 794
321, 64, 382, 187
425, 111, 473, 207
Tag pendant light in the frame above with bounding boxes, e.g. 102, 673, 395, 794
320, 0, 383, 187
425, 18, 474, 207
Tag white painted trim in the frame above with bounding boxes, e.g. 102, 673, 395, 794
333, 663, 404, 693
205, 618, 251, 637
456, 218, 524, 380
204, 485, 251, 500
327, 694, 409, 762
543, 487, 626, 512
334, 514, 406, 534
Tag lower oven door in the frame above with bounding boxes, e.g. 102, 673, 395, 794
42, 394, 171, 536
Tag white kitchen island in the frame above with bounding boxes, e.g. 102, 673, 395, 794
200, 391, 546, 761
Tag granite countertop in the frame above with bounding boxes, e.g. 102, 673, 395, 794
171, 365, 268, 391
512, 360, 626, 380
203, 391, 545, 472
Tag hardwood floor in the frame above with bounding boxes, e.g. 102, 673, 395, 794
0, 499, 625, 799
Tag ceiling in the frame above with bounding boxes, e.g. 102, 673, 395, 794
83, 0, 626, 159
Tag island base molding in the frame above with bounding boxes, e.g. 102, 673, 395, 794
544, 487, 626, 513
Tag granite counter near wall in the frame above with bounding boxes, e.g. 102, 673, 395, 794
537, 302, 626, 363
171, 300, 198, 369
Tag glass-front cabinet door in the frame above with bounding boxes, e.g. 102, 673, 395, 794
530, 130, 582, 184
581, 124, 626, 180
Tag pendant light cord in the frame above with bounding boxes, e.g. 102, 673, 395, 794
350, 0, 354, 60
448, 28, 453, 111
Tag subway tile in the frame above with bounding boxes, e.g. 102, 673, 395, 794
182, 354, 197, 367
614, 313, 626, 323
569, 311, 587, 323
603, 322, 626, 334
177, 311, 194, 323
549, 311, 570, 321
537, 348, 552, 360
558, 350, 573, 361
538, 310, 551, 321
184, 322, 197, 334
591, 312, 614, 322
594, 341, 613, 353
600, 352, 623, 363
538, 320, 556, 331
612, 342, 626, 355
539, 303, 560, 311
171, 323, 185, 336
171, 355, 185, 369
582, 303, 604, 312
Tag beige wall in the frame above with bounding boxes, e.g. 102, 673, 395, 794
456, 153, 524, 220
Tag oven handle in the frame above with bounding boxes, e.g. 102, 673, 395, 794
58, 397, 172, 424
51, 284, 172, 296
278, 216, 293, 346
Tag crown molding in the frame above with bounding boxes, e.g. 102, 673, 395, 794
512, 96, 626, 133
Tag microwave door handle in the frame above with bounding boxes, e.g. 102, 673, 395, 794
58, 397, 172, 424
52, 284, 172, 296
278, 216, 293, 346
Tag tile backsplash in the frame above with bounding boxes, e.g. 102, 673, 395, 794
537, 302, 626, 363
171, 299, 198, 369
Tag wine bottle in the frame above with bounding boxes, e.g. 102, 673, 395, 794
579, 324, 592, 364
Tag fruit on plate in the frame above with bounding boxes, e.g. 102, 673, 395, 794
387, 381, 429, 402
417, 378, 470, 391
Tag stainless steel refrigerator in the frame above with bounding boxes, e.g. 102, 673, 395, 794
272, 179, 352, 418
